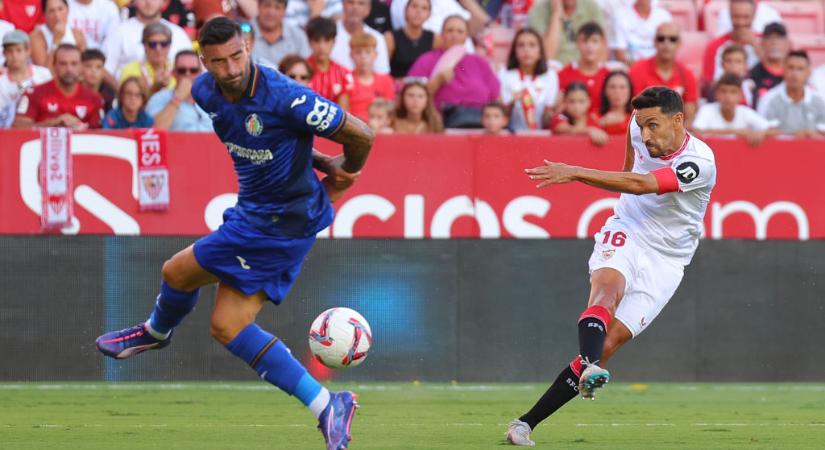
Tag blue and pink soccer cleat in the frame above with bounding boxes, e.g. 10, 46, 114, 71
96, 323, 172, 359
318, 391, 359, 450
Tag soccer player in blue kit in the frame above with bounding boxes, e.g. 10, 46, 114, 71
96, 17, 374, 450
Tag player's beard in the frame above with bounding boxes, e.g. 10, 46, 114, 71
219, 69, 247, 95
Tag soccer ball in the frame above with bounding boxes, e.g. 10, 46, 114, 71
308, 307, 372, 369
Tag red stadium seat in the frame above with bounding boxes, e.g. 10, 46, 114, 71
792, 34, 825, 67
660, 0, 699, 31
676, 31, 710, 78
764, 1, 825, 34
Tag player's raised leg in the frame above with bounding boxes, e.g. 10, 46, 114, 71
96, 245, 218, 359
212, 283, 356, 450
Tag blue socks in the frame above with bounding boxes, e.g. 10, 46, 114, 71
147, 281, 200, 337
226, 323, 329, 416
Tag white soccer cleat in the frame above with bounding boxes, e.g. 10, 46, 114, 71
506, 419, 535, 446
578, 364, 610, 400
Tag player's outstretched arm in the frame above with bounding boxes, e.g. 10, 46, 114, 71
526, 160, 660, 195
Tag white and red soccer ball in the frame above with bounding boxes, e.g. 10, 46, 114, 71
308, 307, 373, 369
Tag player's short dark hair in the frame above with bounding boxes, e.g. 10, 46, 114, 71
482, 101, 506, 115
631, 86, 684, 115
715, 73, 743, 89
722, 44, 746, 60
306, 17, 337, 41
198, 16, 242, 48
81, 48, 105, 63
577, 22, 604, 40
786, 50, 810, 64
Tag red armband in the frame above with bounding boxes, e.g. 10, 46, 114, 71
652, 168, 679, 194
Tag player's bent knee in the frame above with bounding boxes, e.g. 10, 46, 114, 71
210, 312, 255, 345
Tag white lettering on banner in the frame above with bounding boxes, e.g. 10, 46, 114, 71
404, 195, 424, 238
711, 201, 810, 241
139, 129, 162, 166
431, 196, 500, 238
332, 195, 395, 238
502, 196, 551, 238
577, 198, 619, 238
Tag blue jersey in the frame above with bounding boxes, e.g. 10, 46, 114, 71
192, 63, 345, 238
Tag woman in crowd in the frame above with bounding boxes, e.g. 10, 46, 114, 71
30, 0, 86, 69
499, 28, 558, 131
103, 76, 154, 129
392, 78, 443, 134
595, 70, 633, 135
385, 0, 440, 79
278, 54, 314, 87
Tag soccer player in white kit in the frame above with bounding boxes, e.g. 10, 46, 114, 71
506, 86, 717, 446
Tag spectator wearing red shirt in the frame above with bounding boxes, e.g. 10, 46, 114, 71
347, 32, 394, 121
594, 71, 633, 135
0, 0, 43, 33
557, 22, 610, 114
306, 16, 352, 108
549, 82, 607, 146
629, 22, 697, 127
701, 0, 761, 92
14, 43, 102, 129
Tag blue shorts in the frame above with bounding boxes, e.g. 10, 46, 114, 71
193, 207, 316, 304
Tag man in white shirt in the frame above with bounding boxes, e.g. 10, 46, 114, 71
610, 0, 672, 65
284, 0, 343, 29
693, 73, 775, 146
758, 50, 825, 137
715, 0, 781, 37
103, 0, 192, 78
0, 30, 52, 128
67, 0, 120, 50
331, 0, 389, 74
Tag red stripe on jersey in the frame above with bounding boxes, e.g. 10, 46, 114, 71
653, 167, 680, 194
659, 133, 690, 161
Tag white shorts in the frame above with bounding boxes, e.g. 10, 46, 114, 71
587, 219, 684, 337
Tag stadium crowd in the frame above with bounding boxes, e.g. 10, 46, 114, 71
2, 0, 825, 144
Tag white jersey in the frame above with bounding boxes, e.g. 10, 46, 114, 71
612, 119, 717, 266
0, 65, 52, 128
68, 0, 121, 49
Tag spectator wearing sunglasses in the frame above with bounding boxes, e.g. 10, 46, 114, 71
629, 21, 697, 127
119, 23, 176, 95
251, 0, 310, 67
278, 54, 313, 86
145, 49, 212, 131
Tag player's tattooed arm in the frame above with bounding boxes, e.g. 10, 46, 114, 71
526, 160, 659, 195
327, 113, 375, 174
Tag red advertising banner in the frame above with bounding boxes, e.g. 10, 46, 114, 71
0, 130, 818, 239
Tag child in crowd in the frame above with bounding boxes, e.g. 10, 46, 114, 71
481, 101, 510, 135
306, 16, 351, 108
549, 82, 608, 146
705, 44, 754, 105
368, 98, 394, 134
392, 78, 443, 134
693, 73, 775, 147
348, 32, 395, 121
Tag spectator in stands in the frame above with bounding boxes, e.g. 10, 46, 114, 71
0, 30, 52, 128
347, 32, 394, 120
527, 0, 604, 65
702, 0, 761, 92
694, 73, 774, 146
67, 0, 121, 50
386, 0, 439, 79
481, 101, 510, 135
748, 22, 787, 109
0, 0, 43, 33
103, 0, 192, 79
191, 0, 258, 30
595, 70, 632, 135
366, 0, 392, 33
368, 97, 394, 133
548, 81, 607, 145
103, 76, 154, 129
705, 45, 754, 104
557, 22, 612, 115
31, 0, 88, 70
120, 23, 175, 96
81, 49, 114, 113
251, 0, 310, 67
278, 53, 313, 86
145, 50, 212, 131
306, 16, 352, 107
284, 0, 343, 29
0, 20, 12, 66
609, 0, 671, 66
629, 22, 697, 127
408, 15, 499, 128
14, 44, 103, 129
331, 0, 390, 73
715, 0, 780, 37
391, 0, 489, 39
758, 51, 825, 137
392, 78, 443, 133
499, 28, 558, 131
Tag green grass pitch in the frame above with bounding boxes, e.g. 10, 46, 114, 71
1, 382, 824, 449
